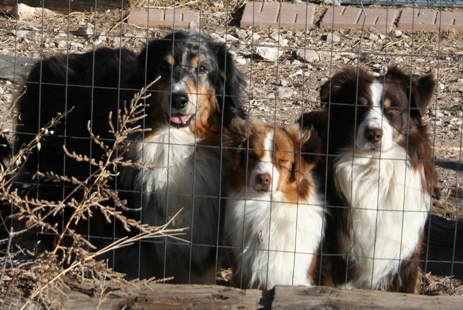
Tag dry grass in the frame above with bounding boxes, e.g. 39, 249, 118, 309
0, 80, 188, 308
424, 273, 463, 296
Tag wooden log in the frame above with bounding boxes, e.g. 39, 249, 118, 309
48, 281, 264, 309
6, 279, 462, 309
271, 286, 460, 309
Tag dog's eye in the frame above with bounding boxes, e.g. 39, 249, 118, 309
386, 108, 400, 115
247, 153, 258, 161
358, 97, 369, 106
198, 65, 208, 74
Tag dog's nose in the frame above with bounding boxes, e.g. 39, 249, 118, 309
365, 127, 383, 144
255, 173, 272, 192
170, 92, 189, 110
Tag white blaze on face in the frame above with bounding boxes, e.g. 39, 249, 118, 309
356, 81, 394, 152
250, 130, 280, 192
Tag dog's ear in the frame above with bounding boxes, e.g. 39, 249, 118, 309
319, 67, 355, 105
298, 110, 328, 143
284, 124, 321, 182
411, 71, 435, 115
320, 66, 372, 107
387, 65, 436, 121
215, 43, 247, 125
223, 118, 250, 170
299, 126, 322, 166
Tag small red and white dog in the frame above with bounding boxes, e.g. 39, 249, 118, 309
224, 119, 324, 290
300, 66, 436, 293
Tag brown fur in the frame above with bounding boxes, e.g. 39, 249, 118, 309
299, 66, 436, 293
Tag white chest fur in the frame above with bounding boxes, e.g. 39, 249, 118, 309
225, 188, 324, 289
334, 146, 430, 289
123, 127, 221, 247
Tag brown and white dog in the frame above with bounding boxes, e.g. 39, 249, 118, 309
14, 31, 246, 283
299, 66, 436, 293
223, 119, 324, 290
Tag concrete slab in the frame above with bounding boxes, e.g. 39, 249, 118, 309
0, 55, 36, 83
241, 2, 315, 30
128, 9, 199, 28
397, 9, 463, 32
320, 6, 398, 33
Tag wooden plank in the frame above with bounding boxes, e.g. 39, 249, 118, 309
49, 281, 264, 309
271, 286, 460, 309
7, 279, 462, 308
0, 0, 127, 13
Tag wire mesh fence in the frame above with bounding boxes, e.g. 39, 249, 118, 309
0, 0, 462, 306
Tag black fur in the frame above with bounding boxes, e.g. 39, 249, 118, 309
13, 31, 246, 279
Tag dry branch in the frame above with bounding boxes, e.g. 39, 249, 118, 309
0, 78, 187, 309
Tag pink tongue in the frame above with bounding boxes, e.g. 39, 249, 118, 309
170, 114, 191, 125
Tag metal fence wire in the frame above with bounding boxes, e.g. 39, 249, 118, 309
0, 0, 462, 297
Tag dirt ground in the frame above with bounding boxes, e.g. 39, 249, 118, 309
0, 0, 462, 304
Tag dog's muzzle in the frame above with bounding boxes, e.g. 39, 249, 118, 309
168, 92, 193, 128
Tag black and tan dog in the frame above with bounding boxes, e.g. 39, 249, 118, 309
14, 31, 246, 283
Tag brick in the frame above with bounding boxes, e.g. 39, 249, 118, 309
241, 2, 315, 30
320, 7, 398, 33
128, 9, 199, 28
397, 9, 463, 32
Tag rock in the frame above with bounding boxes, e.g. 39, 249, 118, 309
56, 40, 67, 49
325, 33, 340, 43
250, 33, 261, 42
236, 29, 247, 41
258, 92, 276, 100
235, 56, 247, 65
71, 24, 94, 37
188, 21, 198, 31
394, 30, 403, 38
270, 33, 280, 41
224, 34, 240, 43
276, 87, 294, 99
255, 46, 283, 61
322, 0, 342, 6
295, 48, 319, 63
291, 69, 304, 77
369, 33, 379, 42
111, 37, 122, 48
10, 3, 56, 20
0, 55, 36, 83
70, 42, 84, 49
13, 30, 28, 38
210, 33, 225, 43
